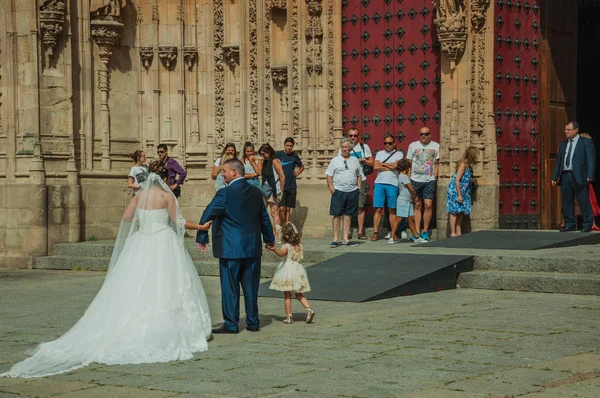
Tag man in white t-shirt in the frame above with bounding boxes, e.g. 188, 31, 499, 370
406, 127, 440, 241
326, 137, 362, 248
371, 133, 404, 241
338, 128, 373, 240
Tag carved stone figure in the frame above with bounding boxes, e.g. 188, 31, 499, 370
91, 0, 123, 21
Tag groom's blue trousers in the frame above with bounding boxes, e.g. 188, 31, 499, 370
219, 257, 261, 331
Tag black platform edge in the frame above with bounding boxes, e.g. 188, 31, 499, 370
417, 230, 600, 250
258, 253, 474, 302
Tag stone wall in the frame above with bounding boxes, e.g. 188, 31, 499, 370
0, 0, 501, 267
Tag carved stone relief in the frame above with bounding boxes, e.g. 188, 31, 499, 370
264, 4, 273, 143
267, 0, 288, 8
90, 19, 124, 65
248, 0, 259, 142
469, 0, 490, 133
214, 1, 226, 150
305, 0, 323, 75
39, 0, 66, 67
434, 0, 467, 70
327, 0, 335, 145
158, 46, 177, 70
291, 0, 300, 140
183, 47, 198, 70
139, 47, 154, 70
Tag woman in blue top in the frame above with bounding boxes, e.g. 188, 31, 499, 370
446, 146, 478, 237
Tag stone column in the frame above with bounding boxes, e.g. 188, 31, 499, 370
91, 19, 123, 171
435, 0, 497, 238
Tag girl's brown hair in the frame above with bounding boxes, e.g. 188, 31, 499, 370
281, 222, 301, 246
456, 146, 479, 170
130, 150, 144, 163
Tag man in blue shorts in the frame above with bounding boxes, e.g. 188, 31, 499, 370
371, 134, 404, 241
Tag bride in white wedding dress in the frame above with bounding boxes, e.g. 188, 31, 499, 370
2, 162, 213, 378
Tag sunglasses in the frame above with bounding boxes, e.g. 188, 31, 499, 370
157, 150, 166, 154
384, 141, 394, 145
344, 160, 348, 170
420, 133, 431, 137
348, 134, 358, 137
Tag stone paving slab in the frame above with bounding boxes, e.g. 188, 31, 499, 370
1, 269, 600, 397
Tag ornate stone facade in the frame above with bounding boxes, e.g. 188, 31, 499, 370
0, 0, 344, 267
0, 0, 501, 266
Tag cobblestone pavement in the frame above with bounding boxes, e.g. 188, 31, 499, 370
1, 269, 599, 397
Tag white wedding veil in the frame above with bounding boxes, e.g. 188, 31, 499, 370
107, 167, 186, 273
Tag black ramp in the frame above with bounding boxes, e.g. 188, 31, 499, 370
418, 230, 600, 250
258, 253, 473, 302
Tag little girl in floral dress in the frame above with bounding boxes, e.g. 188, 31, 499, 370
268, 223, 315, 324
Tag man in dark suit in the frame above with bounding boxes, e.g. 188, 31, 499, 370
197, 159, 275, 333
552, 121, 596, 232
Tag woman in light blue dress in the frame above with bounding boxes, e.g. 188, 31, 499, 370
446, 146, 478, 237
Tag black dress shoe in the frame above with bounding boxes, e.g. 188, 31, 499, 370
211, 326, 239, 334
559, 226, 576, 232
245, 326, 260, 332
581, 227, 592, 233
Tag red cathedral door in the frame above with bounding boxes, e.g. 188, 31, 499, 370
494, 0, 542, 229
341, 0, 441, 218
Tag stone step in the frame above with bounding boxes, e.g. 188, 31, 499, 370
33, 256, 309, 279
52, 240, 337, 263
474, 255, 600, 274
458, 270, 600, 296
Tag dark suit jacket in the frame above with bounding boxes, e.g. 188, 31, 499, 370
552, 136, 595, 186
196, 178, 275, 259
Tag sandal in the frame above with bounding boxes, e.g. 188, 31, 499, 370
370, 232, 379, 241
357, 232, 367, 240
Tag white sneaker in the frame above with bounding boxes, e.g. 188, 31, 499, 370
388, 238, 396, 245
384, 232, 391, 239
414, 237, 427, 243
401, 231, 408, 240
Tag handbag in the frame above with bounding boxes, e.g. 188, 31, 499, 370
260, 182, 273, 198
354, 144, 374, 176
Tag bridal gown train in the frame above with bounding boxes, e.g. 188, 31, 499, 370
2, 208, 212, 378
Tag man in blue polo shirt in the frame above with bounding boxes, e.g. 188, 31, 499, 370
276, 137, 305, 224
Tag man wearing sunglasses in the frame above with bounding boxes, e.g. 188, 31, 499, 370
406, 127, 440, 241
157, 144, 186, 198
371, 133, 404, 241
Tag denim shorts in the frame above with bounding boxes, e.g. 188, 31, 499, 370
373, 183, 399, 209
395, 202, 414, 218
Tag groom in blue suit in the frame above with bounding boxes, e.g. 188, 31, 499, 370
552, 121, 596, 232
197, 158, 275, 333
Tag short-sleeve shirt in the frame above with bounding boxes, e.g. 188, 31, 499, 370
275, 151, 303, 191
397, 173, 412, 204
325, 155, 361, 192
128, 166, 148, 195
406, 141, 440, 183
374, 149, 404, 186
338, 143, 372, 181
